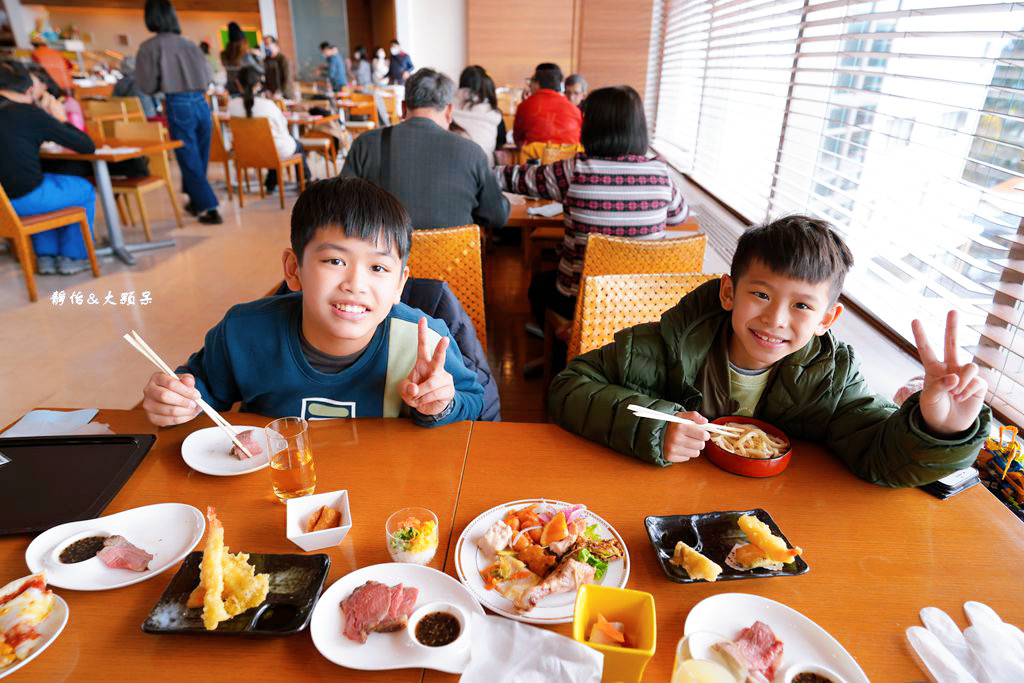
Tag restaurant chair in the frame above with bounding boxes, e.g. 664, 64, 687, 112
540, 232, 708, 390
110, 120, 184, 239
298, 131, 337, 176
517, 141, 583, 165
73, 83, 115, 99
574, 272, 721, 357
380, 94, 400, 125
208, 113, 233, 200
345, 93, 379, 136
83, 99, 128, 139
0, 182, 100, 303
227, 117, 306, 210
408, 225, 488, 351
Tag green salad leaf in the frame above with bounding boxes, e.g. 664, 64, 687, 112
577, 548, 608, 581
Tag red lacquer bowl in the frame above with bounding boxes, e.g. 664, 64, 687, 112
703, 416, 792, 478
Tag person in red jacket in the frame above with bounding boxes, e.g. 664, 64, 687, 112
512, 63, 582, 146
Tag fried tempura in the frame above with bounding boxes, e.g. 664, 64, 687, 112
670, 541, 723, 582
737, 514, 801, 563
187, 506, 270, 630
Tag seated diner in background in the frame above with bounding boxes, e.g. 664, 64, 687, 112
341, 68, 508, 232
227, 66, 310, 194
451, 65, 504, 165
512, 62, 582, 146
496, 85, 688, 329
548, 215, 991, 488
564, 73, 588, 107
0, 59, 97, 276
140, 177, 485, 427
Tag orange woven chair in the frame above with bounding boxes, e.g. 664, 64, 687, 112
574, 273, 721, 356
408, 225, 487, 351
228, 117, 306, 209
0, 183, 100, 302
564, 233, 707, 359
111, 120, 184, 240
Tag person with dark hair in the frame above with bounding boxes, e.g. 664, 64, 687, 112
221, 21, 262, 95
319, 42, 346, 91
512, 62, 581, 145
549, 215, 991, 488
564, 73, 588, 107
371, 46, 389, 85
497, 85, 687, 331
452, 65, 503, 163
386, 39, 413, 85
341, 68, 507, 231
351, 45, 371, 86
0, 59, 98, 275
227, 65, 309, 194
262, 35, 293, 98
139, 176, 485, 427
136, 0, 222, 224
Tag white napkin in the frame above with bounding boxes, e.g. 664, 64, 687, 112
96, 146, 143, 155
459, 613, 603, 683
2, 409, 113, 437
907, 602, 1024, 683
527, 202, 564, 217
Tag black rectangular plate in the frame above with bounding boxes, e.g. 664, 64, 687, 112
142, 552, 330, 636
0, 434, 156, 536
644, 508, 809, 583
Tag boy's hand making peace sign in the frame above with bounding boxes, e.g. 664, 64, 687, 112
400, 318, 455, 416
911, 310, 987, 436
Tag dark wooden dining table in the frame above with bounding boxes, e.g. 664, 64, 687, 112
3, 410, 1022, 681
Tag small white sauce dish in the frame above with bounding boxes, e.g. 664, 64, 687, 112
285, 490, 352, 552
776, 662, 848, 683
407, 601, 470, 651
46, 529, 109, 568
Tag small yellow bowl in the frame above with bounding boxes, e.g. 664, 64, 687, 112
573, 584, 657, 683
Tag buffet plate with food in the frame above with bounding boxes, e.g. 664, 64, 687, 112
181, 426, 270, 476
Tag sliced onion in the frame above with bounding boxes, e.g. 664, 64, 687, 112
564, 504, 587, 524
512, 526, 542, 547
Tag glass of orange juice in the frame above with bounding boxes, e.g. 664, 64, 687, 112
264, 417, 316, 502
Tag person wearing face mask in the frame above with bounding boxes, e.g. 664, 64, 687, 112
341, 68, 507, 231
351, 45, 372, 86
386, 39, 413, 85
371, 47, 389, 85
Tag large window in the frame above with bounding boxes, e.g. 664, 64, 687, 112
651, 0, 1024, 423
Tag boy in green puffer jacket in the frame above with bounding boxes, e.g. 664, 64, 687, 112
548, 215, 990, 487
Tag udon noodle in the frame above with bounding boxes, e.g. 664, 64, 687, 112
710, 423, 789, 459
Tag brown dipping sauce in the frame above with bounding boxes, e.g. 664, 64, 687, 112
793, 674, 835, 683
59, 535, 109, 564
414, 611, 461, 647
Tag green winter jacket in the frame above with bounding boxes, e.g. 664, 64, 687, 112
548, 279, 990, 487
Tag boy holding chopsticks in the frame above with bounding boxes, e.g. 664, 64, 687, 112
141, 177, 484, 426
549, 215, 990, 487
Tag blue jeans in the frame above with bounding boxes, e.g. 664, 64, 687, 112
166, 91, 218, 213
11, 173, 96, 260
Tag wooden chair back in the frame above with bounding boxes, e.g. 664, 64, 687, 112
84, 99, 128, 138
567, 233, 707, 358
349, 92, 379, 126
113, 120, 170, 181
227, 117, 281, 169
73, 83, 115, 99
576, 273, 721, 356
518, 141, 584, 165
110, 96, 147, 120
0, 182, 21, 236
209, 115, 230, 163
408, 225, 488, 351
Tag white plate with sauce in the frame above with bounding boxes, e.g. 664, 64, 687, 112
25, 503, 205, 591
684, 593, 869, 683
0, 594, 69, 680
310, 563, 483, 673
181, 426, 270, 476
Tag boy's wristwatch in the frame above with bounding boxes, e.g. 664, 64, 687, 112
416, 398, 456, 423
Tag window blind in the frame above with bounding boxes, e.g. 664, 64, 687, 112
651, 0, 1024, 423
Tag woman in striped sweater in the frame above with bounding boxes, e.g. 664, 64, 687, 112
495, 85, 689, 331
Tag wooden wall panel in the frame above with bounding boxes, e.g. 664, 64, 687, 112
575, 0, 653, 95
466, 0, 573, 89
31, 0, 258, 11
273, 0, 296, 70
345, 0, 394, 56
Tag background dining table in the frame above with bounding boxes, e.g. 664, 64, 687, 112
3, 410, 1023, 681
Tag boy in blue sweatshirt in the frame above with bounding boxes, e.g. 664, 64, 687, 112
142, 177, 484, 426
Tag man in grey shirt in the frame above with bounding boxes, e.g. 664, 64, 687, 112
341, 68, 508, 231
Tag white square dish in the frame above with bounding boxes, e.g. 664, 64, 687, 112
286, 490, 352, 552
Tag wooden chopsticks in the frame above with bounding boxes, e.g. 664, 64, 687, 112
626, 404, 741, 436
123, 330, 255, 459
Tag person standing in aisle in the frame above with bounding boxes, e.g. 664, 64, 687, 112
136, 0, 222, 224
386, 39, 413, 85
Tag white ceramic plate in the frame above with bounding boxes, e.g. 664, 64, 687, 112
684, 593, 869, 683
0, 595, 69, 679
25, 503, 205, 591
181, 426, 270, 476
310, 563, 484, 673
454, 498, 630, 625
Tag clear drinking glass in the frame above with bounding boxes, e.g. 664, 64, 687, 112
264, 417, 316, 502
